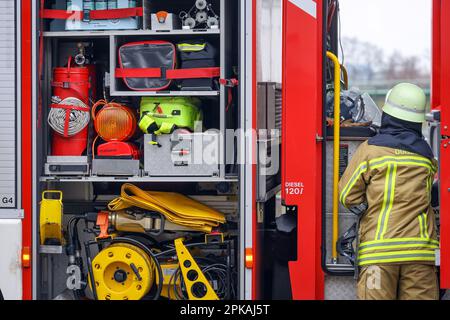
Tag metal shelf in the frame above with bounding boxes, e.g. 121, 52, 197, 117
43, 28, 221, 38
110, 90, 220, 97
39, 175, 237, 183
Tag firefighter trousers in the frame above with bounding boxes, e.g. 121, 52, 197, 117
357, 264, 439, 300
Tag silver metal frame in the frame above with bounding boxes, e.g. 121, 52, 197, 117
43, 29, 221, 38
240, 0, 254, 300
31, 0, 249, 300
0, 0, 22, 214
16, 0, 22, 212
0, 209, 24, 219
31, 0, 38, 300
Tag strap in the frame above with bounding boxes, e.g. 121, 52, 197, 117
148, 134, 162, 147
219, 78, 239, 88
41, 7, 143, 21
51, 80, 90, 88
155, 122, 175, 135
219, 78, 239, 112
41, 9, 80, 20
115, 67, 220, 80
167, 68, 220, 80
91, 7, 144, 20
50, 104, 90, 112
96, 211, 110, 239
51, 104, 90, 137
138, 114, 158, 134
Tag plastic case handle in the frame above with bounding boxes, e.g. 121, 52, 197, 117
42, 190, 63, 202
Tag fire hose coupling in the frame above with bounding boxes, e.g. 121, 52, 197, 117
94, 210, 166, 239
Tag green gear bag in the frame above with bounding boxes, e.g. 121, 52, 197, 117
139, 97, 203, 134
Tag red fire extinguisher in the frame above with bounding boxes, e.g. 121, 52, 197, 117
49, 57, 96, 156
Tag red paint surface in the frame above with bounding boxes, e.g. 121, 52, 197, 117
252, 0, 258, 300
433, 0, 450, 289
282, 0, 324, 300
21, 0, 33, 300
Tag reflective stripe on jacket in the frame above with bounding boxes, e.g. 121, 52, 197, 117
338, 141, 439, 266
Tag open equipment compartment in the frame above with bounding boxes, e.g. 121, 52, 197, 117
35, 0, 246, 301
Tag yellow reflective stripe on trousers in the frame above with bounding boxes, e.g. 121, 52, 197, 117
358, 250, 436, 266
339, 161, 368, 207
375, 164, 396, 240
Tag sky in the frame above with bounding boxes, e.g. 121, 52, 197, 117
339, 0, 432, 58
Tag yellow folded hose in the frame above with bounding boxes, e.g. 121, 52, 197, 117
108, 184, 226, 233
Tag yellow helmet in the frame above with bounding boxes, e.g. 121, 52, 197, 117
383, 83, 427, 123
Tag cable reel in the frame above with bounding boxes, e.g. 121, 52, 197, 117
91, 243, 155, 300
89, 237, 229, 300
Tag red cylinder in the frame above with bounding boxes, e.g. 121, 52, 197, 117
51, 63, 92, 156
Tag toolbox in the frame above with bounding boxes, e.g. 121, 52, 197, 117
144, 132, 220, 177
92, 158, 140, 176
44, 156, 90, 176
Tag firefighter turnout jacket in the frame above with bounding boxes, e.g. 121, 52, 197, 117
339, 141, 439, 267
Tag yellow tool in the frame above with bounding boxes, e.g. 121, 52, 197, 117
91, 243, 155, 300
174, 238, 219, 300
327, 51, 341, 263
108, 184, 226, 233
39, 190, 63, 245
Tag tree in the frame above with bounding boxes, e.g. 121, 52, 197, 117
341, 36, 430, 85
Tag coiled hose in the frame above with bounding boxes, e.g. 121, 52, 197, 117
48, 97, 90, 136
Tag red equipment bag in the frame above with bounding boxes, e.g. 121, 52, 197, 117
115, 41, 220, 91
117, 41, 176, 91
50, 57, 95, 156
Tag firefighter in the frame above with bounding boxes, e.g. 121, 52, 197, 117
339, 83, 439, 300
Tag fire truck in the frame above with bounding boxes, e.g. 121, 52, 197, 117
0, 0, 447, 300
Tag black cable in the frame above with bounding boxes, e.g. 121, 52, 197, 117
168, 260, 234, 300
84, 242, 98, 300
66, 215, 88, 299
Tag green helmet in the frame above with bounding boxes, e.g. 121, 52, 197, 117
382, 83, 427, 123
